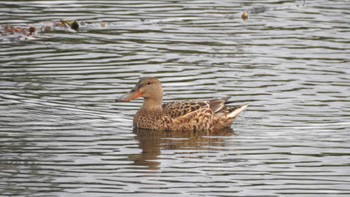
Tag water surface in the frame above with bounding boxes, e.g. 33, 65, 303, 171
1, 0, 350, 196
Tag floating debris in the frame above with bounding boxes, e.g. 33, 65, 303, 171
0, 24, 37, 43
1, 24, 36, 36
241, 11, 249, 20
59, 19, 79, 32
0, 19, 83, 43
28, 26, 36, 36
70, 21, 79, 31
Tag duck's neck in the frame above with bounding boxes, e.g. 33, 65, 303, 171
141, 97, 163, 111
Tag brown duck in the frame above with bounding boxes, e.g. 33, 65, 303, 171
116, 77, 248, 131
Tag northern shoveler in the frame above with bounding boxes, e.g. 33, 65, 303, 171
116, 77, 247, 131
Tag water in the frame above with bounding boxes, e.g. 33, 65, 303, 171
1, 0, 350, 196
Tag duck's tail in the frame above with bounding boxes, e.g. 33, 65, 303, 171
227, 104, 248, 118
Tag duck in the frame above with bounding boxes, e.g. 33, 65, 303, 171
116, 77, 248, 131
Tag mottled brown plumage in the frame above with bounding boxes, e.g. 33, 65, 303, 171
116, 77, 247, 131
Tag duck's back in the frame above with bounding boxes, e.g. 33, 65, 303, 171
162, 97, 230, 118
162, 100, 210, 118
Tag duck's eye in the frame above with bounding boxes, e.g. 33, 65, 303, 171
146, 82, 151, 86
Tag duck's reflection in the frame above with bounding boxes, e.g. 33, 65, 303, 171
130, 128, 234, 170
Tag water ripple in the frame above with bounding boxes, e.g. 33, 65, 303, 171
1, 0, 350, 196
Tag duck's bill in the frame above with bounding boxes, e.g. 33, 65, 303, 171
115, 91, 143, 102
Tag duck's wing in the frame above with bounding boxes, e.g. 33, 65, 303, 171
162, 97, 230, 118
162, 101, 207, 118
208, 96, 230, 113
164, 108, 213, 131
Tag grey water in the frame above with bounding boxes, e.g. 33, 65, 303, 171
1, 0, 349, 196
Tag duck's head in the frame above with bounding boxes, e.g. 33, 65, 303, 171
116, 77, 163, 103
